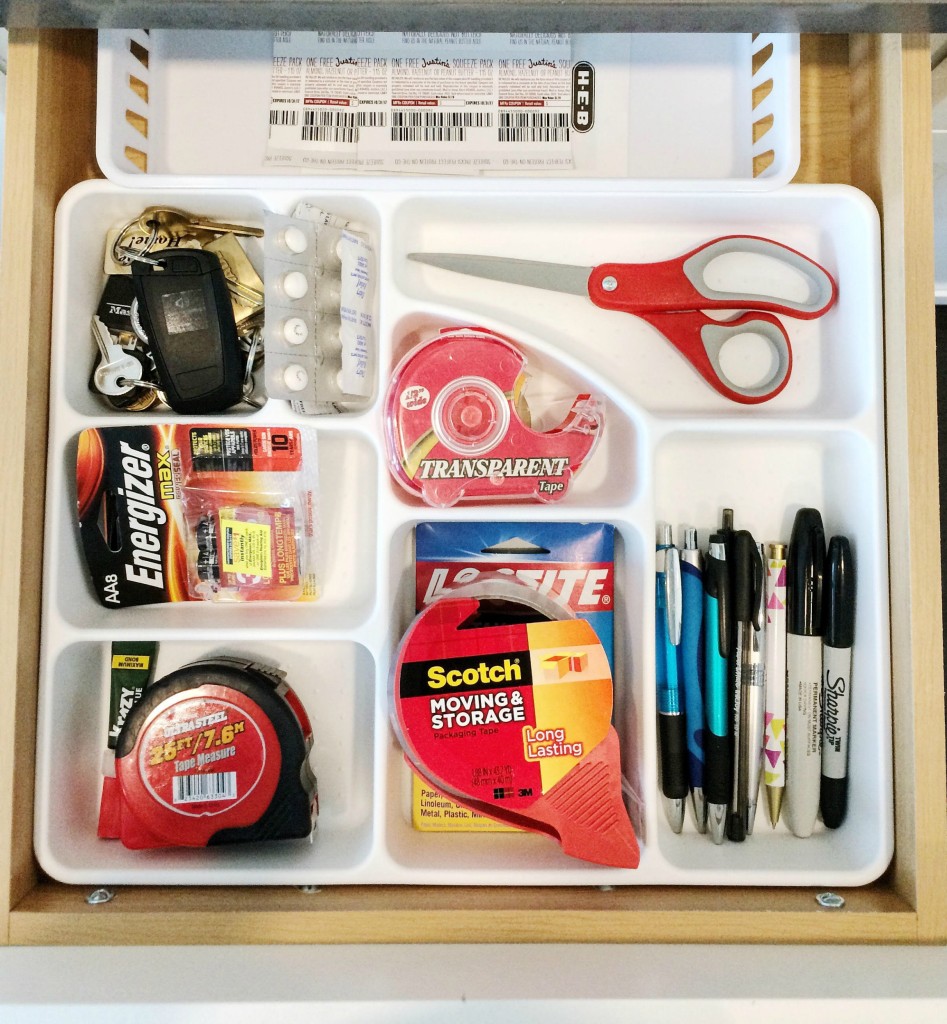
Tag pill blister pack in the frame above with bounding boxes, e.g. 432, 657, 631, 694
263, 206, 376, 413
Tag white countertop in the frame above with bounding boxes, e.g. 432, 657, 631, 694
1, 944, 947, 1018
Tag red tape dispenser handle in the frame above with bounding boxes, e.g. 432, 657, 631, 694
384, 327, 603, 508
391, 591, 639, 868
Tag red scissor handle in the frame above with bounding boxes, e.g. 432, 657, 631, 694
588, 235, 838, 319
637, 309, 793, 405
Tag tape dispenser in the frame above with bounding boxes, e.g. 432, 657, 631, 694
384, 327, 603, 507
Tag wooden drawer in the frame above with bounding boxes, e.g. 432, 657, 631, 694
0, 30, 944, 945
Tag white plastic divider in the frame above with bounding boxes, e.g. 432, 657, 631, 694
36, 180, 890, 887
95, 31, 800, 192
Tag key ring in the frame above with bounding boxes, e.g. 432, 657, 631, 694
111, 215, 159, 268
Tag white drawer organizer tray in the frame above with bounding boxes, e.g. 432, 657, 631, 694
96, 30, 800, 191
36, 179, 891, 887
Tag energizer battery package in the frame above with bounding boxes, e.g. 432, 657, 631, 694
76, 424, 320, 606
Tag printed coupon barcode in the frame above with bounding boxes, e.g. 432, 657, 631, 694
269, 109, 299, 127
172, 772, 238, 804
499, 112, 570, 143
391, 111, 494, 143
296, 110, 390, 144
303, 110, 358, 143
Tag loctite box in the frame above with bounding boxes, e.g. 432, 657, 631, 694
411, 520, 615, 831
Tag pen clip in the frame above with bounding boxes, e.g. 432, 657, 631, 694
664, 545, 682, 645
750, 542, 765, 631
733, 530, 764, 628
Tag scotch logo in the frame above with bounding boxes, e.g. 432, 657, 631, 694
572, 61, 594, 133
428, 658, 522, 689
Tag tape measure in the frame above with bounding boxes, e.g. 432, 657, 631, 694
108, 657, 317, 850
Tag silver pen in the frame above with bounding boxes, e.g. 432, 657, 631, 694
740, 543, 767, 837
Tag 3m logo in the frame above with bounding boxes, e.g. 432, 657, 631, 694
572, 62, 594, 133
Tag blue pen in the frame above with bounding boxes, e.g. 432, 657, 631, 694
703, 536, 731, 844
679, 527, 707, 833
656, 522, 686, 834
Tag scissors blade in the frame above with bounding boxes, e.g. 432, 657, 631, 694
408, 252, 593, 298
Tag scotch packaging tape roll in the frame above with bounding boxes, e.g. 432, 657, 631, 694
390, 580, 638, 868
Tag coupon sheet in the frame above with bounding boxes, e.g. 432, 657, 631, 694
265, 32, 631, 175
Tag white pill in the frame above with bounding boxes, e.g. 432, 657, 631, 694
283, 317, 309, 345
283, 364, 309, 392
281, 225, 309, 254
282, 271, 309, 299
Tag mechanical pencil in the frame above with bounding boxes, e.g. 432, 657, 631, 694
741, 543, 767, 837
821, 535, 855, 829
786, 507, 826, 838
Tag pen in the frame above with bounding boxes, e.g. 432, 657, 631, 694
728, 529, 760, 842
656, 523, 687, 833
763, 542, 788, 828
821, 535, 855, 829
786, 507, 826, 838
702, 535, 731, 844
679, 527, 707, 833
740, 542, 767, 837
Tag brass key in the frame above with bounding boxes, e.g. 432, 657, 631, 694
140, 208, 263, 239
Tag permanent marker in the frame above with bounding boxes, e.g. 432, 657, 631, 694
702, 535, 731, 844
763, 542, 788, 828
786, 507, 826, 838
679, 528, 707, 833
656, 523, 686, 833
821, 535, 855, 829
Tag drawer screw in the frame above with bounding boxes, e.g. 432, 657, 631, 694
86, 888, 115, 906
815, 891, 845, 909
299, 885, 322, 894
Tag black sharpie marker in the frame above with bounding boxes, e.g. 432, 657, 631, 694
821, 536, 855, 829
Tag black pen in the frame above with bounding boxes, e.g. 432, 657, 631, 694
702, 535, 731, 844
728, 530, 761, 843
821, 535, 855, 829
786, 507, 826, 838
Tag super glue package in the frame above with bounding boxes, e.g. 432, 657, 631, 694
263, 203, 375, 413
76, 424, 320, 606
410, 521, 615, 832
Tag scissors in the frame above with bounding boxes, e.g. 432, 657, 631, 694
408, 236, 838, 404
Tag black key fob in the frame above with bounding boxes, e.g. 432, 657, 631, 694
132, 249, 244, 414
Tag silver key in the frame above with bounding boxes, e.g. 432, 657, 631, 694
92, 316, 143, 396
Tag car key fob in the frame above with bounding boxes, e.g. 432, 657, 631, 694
131, 248, 244, 414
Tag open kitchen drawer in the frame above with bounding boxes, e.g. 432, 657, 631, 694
0, 30, 945, 945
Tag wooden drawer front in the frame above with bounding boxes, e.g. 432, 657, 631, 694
0, 30, 944, 945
